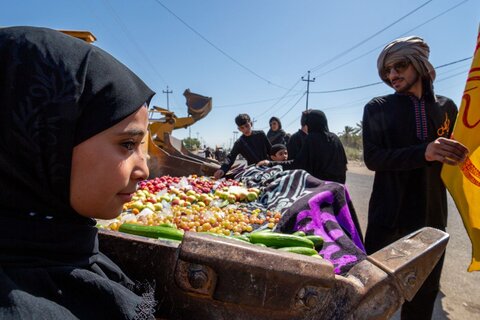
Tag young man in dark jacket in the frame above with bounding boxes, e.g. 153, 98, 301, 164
363, 36, 468, 320
214, 114, 271, 179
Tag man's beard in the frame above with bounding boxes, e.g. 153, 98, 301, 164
394, 72, 420, 94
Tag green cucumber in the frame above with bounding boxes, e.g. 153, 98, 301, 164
157, 236, 181, 242
293, 231, 306, 237
231, 235, 250, 242
278, 246, 319, 256
254, 243, 268, 247
158, 222, 177, 228
249, 232, 314, 248
119, 223, 184, 241
305, 235, 324, 249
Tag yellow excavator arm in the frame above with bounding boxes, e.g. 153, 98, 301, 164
149, 89, 211, 148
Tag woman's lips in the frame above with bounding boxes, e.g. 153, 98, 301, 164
117, 193, 133, 202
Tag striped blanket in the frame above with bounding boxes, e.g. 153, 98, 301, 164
233, 165, 366, 275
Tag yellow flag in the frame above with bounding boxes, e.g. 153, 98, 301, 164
441, 28, 480, 272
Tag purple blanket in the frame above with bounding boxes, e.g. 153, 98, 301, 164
234, 165, 366, 275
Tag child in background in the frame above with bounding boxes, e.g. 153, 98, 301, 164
270, 144, 288, 161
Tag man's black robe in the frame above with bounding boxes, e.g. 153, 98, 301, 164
362, 93, 457, 244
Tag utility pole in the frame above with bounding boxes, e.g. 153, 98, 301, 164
301, 71, 315, 110
162, 86, 173, 111
251, 117, 257, 128
233, 131, 238, 143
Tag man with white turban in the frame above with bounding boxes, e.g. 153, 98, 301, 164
362, 36, 468, 319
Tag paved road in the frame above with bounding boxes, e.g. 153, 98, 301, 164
346, 171, 480, 320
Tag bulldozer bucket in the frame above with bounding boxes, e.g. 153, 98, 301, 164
98, 227, 449, 319
147, 132, 219, 178
184, 89, 212, 121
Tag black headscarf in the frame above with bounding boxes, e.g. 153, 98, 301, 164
303, 110, 347, 183
305, 110, 329, 134
0, 26, 155, 319
267, 116, 289, 145
270, 110, 347, 184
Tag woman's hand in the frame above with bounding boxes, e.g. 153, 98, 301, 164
425, 137, 469, 165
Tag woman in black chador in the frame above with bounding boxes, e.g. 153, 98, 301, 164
259, 110, 348, 184
0, 26, 156, 319
267, 116, 290, 145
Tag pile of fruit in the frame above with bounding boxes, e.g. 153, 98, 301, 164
98, 175, 282, 235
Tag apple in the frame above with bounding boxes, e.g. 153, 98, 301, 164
237, 191, 248, 201
186, 195, 197, 203
131, 200, 145, 210
246, 192, 258, 202
227, 194, 237, 204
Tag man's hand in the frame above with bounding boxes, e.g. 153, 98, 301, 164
425, 137, 469, 165
257, 160, 270, 167
214, 169, 225, 180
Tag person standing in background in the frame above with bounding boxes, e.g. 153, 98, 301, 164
362, 36, 469, 320
287, 110, 309, 160
267, 116, 290, 146
214, 114, 271, 179
258, 109, 347, 184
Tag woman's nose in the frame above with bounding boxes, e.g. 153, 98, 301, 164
132, 150, 149, 181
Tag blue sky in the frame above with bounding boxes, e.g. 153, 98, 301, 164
2, 0, 479, 148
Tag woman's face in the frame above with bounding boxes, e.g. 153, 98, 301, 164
70, 106, 149, 219
270, 121, 279, 131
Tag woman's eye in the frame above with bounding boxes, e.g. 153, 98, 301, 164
121, 141, 136, 151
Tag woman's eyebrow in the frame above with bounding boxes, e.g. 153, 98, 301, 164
117, 129, 145, 137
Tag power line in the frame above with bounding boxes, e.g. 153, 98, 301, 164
102, 0, 168, 86
151, 0, 290, 90
269, 0, 466, 112
81, 0, 167, 91
215, 93, 301, 108
309, 56, 472, 94
309, 0, 433, 73
311, 0, 470, 80
253, 78, 304, 120
279, 92, 307, 119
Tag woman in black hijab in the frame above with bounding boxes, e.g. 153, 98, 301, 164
0, 26, 156, 319
259, 110, 348, 184
266, 116, 290, 145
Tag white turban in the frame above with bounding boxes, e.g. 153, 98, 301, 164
377, 36, 436, 86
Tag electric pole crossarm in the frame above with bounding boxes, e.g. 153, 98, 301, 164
301, 71, 315, 110
162, 86, 173, 111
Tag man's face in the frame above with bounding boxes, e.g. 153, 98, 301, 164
271, 149, 288, 161
238, 122, 252, 136
384, 59, 420, 94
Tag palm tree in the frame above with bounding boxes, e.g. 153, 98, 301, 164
341, 126, 355, 147
353, 121, 362, 135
